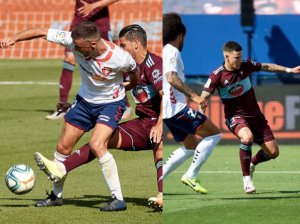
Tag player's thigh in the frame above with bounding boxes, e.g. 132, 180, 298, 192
195, 118, 220, 138
57, 122, 85, 154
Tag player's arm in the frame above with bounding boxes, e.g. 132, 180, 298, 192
0, 28, 48, 49
125, 66, 140, 91
261, 63, 300, 74
200, 90, 213, 113
150, 90, 163, 144
166, 71, 208, 109
78, 0, 119, 18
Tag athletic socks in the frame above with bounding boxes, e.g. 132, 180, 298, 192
163, 146, 194, 179
155, 159, 163, 193
99, 152, 123, 201
185, 133, 222, 178
251, 149, 270, 165
59, 61, 75, 103
239, 143, 252, 176
52, 151, 69, 198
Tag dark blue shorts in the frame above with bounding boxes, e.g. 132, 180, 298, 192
64, 95, 126, 132
164, 106, 207, 142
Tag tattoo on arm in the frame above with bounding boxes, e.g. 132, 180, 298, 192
261, 63, 289, 73
166, 71, 194, 97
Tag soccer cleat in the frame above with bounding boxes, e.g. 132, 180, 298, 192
34, 152, 65, 183
250, 163, 256, 179
100, 194, 127, 212
181, 175, 208, 194
243, 179, 256, 193
148, 193, 163, 212
45, 103, 71, 120
120, 106, 132, 121
35, 191, 63, 207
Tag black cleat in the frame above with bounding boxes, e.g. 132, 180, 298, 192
100, 194, 127, 212
35, 191, 63, 207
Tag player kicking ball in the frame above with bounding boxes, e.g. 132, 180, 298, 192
201, 41, 300, 193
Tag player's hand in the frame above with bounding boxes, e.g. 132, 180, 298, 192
150, 121, 162, 144
191, 94, 208, 110
0, 38, 16, 49
291, 66, 300, 74
78, 0, 99, 18
56, 103, 72, 116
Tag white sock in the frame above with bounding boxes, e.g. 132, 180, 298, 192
185, 133, 222, 178
52, 151, 69, 198
99, 152, 123, 201
163, 146, 194, 179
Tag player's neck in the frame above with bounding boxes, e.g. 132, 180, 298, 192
224, 63, 235, 71
135, 49, 147, 64
94, 39, 108, 57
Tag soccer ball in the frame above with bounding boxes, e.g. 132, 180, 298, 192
5, 164, 35, 195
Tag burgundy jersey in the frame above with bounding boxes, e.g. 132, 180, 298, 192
72, 0, 110, 31
126, 52, 162, 118
203, 59, 264, 119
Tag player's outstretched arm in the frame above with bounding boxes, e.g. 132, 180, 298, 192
166, 71, 207, 109
261, 63, 300, 74
0, 28, 48, 50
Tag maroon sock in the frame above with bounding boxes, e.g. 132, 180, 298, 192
59, 64, 74, 103
239, 143, 252, 176
63, 144, 96, 172
251, 149, 270, 165
155, 159, 163, 193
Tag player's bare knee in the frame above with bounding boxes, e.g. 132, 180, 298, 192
89, 140, 107, 156
240, 135, 253, 145
56, 143, 72, 155
269, 148, 279, 159
64, 53, 76, 64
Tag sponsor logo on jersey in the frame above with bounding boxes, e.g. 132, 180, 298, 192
229, 84, 244, 96
152, 69, 160, 79
224, 80, 229, 85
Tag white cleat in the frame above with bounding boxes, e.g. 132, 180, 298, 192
244, 179, 256, 194
148, 193, 162, 212
121, 106, 132, 121
45, 111, 66, 120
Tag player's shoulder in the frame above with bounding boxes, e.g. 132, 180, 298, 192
144, 51, 162, 68
212, 65, 225, 76
163, 44, 179, 56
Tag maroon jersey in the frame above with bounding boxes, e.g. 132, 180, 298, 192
203, 60, 264, 119
72, 0, 110, 32
128, 52, 162, 118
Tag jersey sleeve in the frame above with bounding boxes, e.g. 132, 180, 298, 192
247, 59, 262, 72
47, 29, 74, 50
120, 51, 137, 73
148, 59, 162, 92
163, 47, 178, 75
203, 72, 220, 94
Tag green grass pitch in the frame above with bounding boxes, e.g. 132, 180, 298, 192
0, 60, 162, 224
164, 144, 300, 224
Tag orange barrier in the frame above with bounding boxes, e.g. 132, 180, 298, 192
0, 0, 162, 59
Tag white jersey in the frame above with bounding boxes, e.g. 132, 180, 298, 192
163, 44, 186, 119
47, 29, 137, 104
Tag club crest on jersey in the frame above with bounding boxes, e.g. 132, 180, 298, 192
229, 84, 244, 96
102, 67, 112, 77
152, 69, 160, 79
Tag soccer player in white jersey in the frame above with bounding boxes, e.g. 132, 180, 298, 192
0, 21, 140, 211
162, 13, 222, 193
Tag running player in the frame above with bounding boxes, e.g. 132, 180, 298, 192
201, 41, 300, 193
30, 24, 163, 211
162, 12, 222, 194
0, 21, 140, 211
46, 0, 121, 120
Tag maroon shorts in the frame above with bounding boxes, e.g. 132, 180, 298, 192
118, 117, 159, 151
225, 116, 275, 145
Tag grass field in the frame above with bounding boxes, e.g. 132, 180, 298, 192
0, 60, 162, 224
164, 144, 300, 224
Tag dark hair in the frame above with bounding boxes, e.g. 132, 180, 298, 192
119, 24, 147, 48
71, 21, 100, 40
223, 41, 242, 52
163, 12, 186, 46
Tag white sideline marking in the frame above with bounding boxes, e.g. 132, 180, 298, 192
0, 81, 79, 85
174, 171, 300, 174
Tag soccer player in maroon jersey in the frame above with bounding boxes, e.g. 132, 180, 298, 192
201, 41, 300, 193
33, 24, 163, 211
46, 0, 119, 120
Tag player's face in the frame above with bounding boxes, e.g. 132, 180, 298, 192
226, 50, 242, 70
119, 36, 136, 58
73, 38, 98, 58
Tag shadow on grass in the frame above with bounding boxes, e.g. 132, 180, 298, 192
0, 194, 150, 210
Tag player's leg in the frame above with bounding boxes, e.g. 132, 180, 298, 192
46, 51, 76, 120
34, 122, 85, 207
163, 134, 196, 179
182, 118, 221, 193
148, 141, 163, 211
